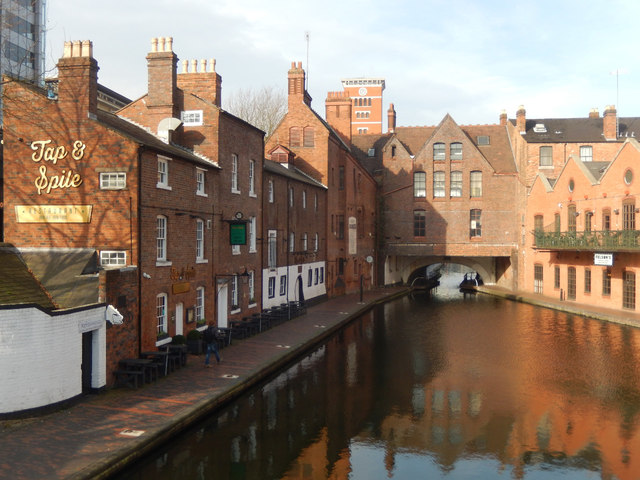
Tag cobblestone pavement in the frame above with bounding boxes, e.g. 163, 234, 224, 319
0, 287, 407, 480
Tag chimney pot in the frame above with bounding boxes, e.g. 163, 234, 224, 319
166, 37, 173, 52
181, 59, 188, 73
151, 37, 158, 52
190, 59, 197, 73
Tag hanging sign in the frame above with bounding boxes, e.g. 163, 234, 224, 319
230, 221, 247, 245
594, 253, 613, 266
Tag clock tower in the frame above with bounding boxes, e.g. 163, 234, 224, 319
340, 77, 385, 136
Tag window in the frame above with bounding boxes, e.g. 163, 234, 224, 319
623, 271, 636, 309
156, 294, 167, 336
319, 267, 324, 283
157, 156, 170, 188
231, 154, 239, 193
339, 166, 345, 190
414, 172, 426, 197
302, 190, 307, 209
268, 230, 277, 268
554, 266, 561, 289
585, 212, 593, 233
433, 142, 445, 160
338, 258, 345, 275
196, 287, 205, 322
602, 210, 611, 231
248, 271, 255, 303
337, 215, 345, 239
308, 269, 313, 287
314, 193, 318, 212
231, 275, 239, 308
268, 277, 276, 298
554, 213, 561, 232
303, 127, 315, 147
568, 205, 576, 233
603, 268, 611, 296
181, 110, 203, 126
302, 233, 308, 251
534, 265, 543, 294
539, 146, 552, 167
100, 172, 126, 190
450, 142, 462, 160
157, 216, 167, 261
477, 135, 490, 145
196, 219, 204, 261
580, 145, 593, 162
568, 267, 576, 300
623, 202, 636, 230
433, 171, 445, 198
249, 160, 255, 196
249, 217, 257, 253
450, 171, 462, 197
585, 268, 591, 294
534, 215, 544, 233
196, 169, 206, 196
268, 180, 274, 203
470, 209, 482, 237
470, 171, 482, 197
414, 210, 426, 236
289, 127, 302, 147
100, 251, 126, 267
289, 232, 295, 252
279, 276, 287, 296
232, 243, 240, 255
315, 268, 319, 284
289, 187, 294, 207
625, 169, 634, 185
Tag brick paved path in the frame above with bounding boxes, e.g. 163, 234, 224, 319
0, 288, 407, 480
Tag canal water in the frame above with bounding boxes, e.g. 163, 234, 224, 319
116, 277, 640, 479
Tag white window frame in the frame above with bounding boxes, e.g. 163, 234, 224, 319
268, 230, 277, 268
580, 145, 593, 162
248, 271, 256, 305
302, 232, 308, 251
157, 215, 167, 262
268, 277, 276, 298
100, 250, 126, 267
289, 232, 295, 253
279, 276, 287, 296
450, 171, 462, 197
157, 293, 168, 336
314, 233, 319, 251
181, 110, 203, 126
249, 159, 256, 197
196, 168, 207, 196
302, 190, 307, 209
289, 186, 294, 207
100, 172, 126, 190
249, 216, 257, 253
268, 180, 274, 203
433, 171, 445, 198
231, 275, 239, 309
314, 193, 318, 212
232, 244, 240, 255
231, 154, 240, 193
157, 156, 171, 190
196, 219, 205, 262
195, 286, 205, 322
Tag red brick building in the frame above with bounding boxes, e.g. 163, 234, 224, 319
266, 63, 377, 297
340, 77, 385, 135
2, 39, 222, 383
262, 146, 327, 308
118, 37, 264, 328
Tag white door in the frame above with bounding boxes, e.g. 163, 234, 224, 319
217, 283, 228, 328
175, 303, 184, 336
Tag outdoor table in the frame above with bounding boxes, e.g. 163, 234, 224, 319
166, 344, 188, 367
140, 351, 171, 376
119, 358, 157, 383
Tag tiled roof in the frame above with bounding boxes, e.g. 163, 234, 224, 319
462, 124, 517, 174
511, 117, 640, 143
264, 160, 327, 189
0, 244, 56, 310
19, 248, 100, 309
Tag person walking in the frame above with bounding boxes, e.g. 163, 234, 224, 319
203, 324, 221, 367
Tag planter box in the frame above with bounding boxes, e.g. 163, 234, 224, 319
187, 339, 203, 355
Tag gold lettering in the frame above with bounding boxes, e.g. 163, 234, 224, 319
33, 165, 83, 195
31, 140, 50, 162
72, 141, 86, 160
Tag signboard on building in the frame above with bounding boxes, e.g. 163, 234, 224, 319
594, 253, 614, 266
348, 217, 357, 255
15, 205, 93, 223
229, 221, 247, 245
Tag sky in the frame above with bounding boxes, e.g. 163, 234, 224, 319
45, 0, 640, 128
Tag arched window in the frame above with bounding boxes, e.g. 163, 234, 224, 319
450, 142, 463, 160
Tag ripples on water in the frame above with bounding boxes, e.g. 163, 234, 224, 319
117, 280, 640, 479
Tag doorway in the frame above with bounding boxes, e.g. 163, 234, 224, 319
175, 303, 184, 336
81, 331, 93, 393
217, 282, 228, 328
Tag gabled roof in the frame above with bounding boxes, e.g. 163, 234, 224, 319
510, 117, 640, 143
98, 110, 220, 169
264, 159, 327, 189
0, 244, 56, 310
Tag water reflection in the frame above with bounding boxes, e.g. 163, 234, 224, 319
116, 285, 640, 479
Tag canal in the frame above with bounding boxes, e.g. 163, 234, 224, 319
115, 277, 640, 479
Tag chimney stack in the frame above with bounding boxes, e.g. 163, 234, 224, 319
589, 108, 599, 119
146, 37, 178, 115
499, 109, 507, 126
516, 105, 526, 134
177, 57, 222, 107
387, 103, 396, 133
57, 40, 99, 118
603, 105, 617, 140
325, 91, 352, 143
287, 61, 312, 108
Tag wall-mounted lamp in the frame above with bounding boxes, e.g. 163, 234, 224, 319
614, 209, 620, 215
574, 211, 580, 217
142, 272, 151, 279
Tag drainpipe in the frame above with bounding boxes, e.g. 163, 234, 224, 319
137, 146, 144, 355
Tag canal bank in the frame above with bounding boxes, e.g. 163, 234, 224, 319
0, 287, 408, 480
478, 285, 640, 329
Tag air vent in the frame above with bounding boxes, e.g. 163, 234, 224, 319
477, 135, 490, 145
368, 148, 375, 157
533, 123, 547, 133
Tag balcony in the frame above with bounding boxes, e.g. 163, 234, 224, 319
534, 230, 640, 252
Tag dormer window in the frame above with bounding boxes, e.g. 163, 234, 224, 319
533, 123, 547, 133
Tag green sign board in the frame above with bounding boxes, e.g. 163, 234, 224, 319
229, 221, 247, 245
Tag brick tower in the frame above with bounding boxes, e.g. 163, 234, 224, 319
340, 77, 385, 135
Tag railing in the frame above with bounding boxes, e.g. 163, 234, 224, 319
534, 230, 640, 251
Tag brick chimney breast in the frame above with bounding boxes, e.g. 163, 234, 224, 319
516, 105, 526, 134
387, 103, 396, 133
603, 105, 617, 140
589, 108, 599, 119
499, 109, 507, 126
146, 36, 178, 111
57, 39, 99, 117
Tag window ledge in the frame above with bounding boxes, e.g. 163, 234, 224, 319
196, 258, 208, 264
232, 250, 241, 256
249, 248, 257, 254
230, 308, 241, 315
231, 188, 241, 194
156, 260, 173, 267
157, 184, 173, 191
248, 303, 257, 309
196, 191, 208, 198
156, 337, 172, 347
249, 192, 257, 198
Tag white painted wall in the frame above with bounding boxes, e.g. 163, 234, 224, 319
262, 261, 326, 309
0, 305, 106, 414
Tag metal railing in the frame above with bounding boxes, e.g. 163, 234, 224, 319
534, 230, 640, 251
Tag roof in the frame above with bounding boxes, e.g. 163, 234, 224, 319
510, 117, 640, 143
98, 111, 220, 169
264, 160, 327, 189
0, 244, 57, 310
19, 248, 101, 309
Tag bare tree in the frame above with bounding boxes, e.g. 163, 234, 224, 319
225, 85, 286, 138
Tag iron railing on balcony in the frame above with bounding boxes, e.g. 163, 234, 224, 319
534, 230, 640, 251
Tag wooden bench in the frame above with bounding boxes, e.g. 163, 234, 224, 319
114, 369, 144, 389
